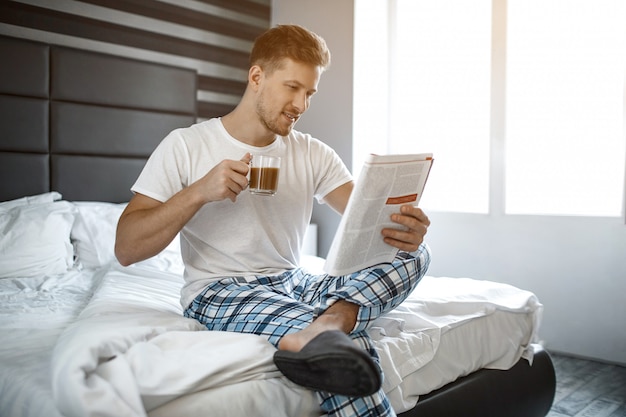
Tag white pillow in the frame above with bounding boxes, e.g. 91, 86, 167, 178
71, 201, 184, 271
71, 202, 127, 268
0, 200, 76, 278
0, 191, 62, 209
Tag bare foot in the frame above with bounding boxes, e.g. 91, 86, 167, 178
278, 300, 359, 352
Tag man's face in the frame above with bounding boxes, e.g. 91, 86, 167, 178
255, 58, 322, 136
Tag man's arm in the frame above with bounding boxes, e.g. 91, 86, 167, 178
115, 154, 251, 266
323, 181, 354, 215
115, 191, 201, 266
323, 181, 430, 252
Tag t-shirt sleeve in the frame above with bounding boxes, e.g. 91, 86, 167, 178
131, 130, 190, 203
310, 139, 353, 203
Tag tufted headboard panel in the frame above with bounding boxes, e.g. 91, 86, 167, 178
0, 35, 197, 203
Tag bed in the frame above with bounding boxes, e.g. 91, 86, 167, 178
0, 34, 556, 417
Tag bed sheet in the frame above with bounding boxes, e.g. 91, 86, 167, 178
373, 276, 540, 411
0, 256, 542, 417
0, 267, 106, 417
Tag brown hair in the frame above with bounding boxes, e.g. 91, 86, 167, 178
250, 24, 331, 74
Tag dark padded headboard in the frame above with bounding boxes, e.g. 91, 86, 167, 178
0, 35, 197, 203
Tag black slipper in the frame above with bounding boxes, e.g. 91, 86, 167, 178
273, 330, 382, 397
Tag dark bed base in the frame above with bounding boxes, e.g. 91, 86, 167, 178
399, 346, 556, 417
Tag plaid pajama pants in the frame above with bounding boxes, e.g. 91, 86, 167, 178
184, 244, 431, 417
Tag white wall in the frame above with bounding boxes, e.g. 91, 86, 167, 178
272, 0, 626, 365
425, 213, 626, 365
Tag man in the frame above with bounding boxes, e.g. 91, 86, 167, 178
115, 24, 430, 417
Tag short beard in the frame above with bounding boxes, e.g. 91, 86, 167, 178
256, 97, 291, 137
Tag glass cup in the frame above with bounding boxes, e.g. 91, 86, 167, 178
249, 155, 281, 196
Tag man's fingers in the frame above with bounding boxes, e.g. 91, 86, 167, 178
381, 205, 430, 251
241, 152, 252, 164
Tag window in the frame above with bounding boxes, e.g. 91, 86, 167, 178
505, 0, 626, 216
354, 0, 626, 216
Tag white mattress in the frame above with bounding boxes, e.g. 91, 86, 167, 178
0, 255, 542, 417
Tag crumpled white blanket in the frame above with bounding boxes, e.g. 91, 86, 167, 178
371, 276, 542, 411
51, 265, 319, 417
51, 262, 541, 417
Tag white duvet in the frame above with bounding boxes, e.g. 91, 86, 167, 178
52, 258, 540, 417
52, 265, 320, 417
1, 257, 542, 417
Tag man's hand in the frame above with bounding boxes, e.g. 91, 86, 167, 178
193, 153, 252, 203
381, 205, 430, 252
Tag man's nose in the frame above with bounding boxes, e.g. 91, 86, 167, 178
293, 92, 308, 113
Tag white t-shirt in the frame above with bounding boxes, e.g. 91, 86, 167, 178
132, 118, 352, 308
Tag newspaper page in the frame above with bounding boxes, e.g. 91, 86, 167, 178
323, 153, 433, 276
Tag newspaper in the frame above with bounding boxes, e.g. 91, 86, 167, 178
323, 153, 434, 276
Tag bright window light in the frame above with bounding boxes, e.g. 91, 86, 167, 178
353, 0, 390, 176
354, 0, 625, 216
505, 0, 626, 216
389, 0, 492, 213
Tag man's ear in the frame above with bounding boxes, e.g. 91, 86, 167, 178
249, 65, 263, 90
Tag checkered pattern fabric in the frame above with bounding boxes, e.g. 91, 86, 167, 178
184, 244, 431, 417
